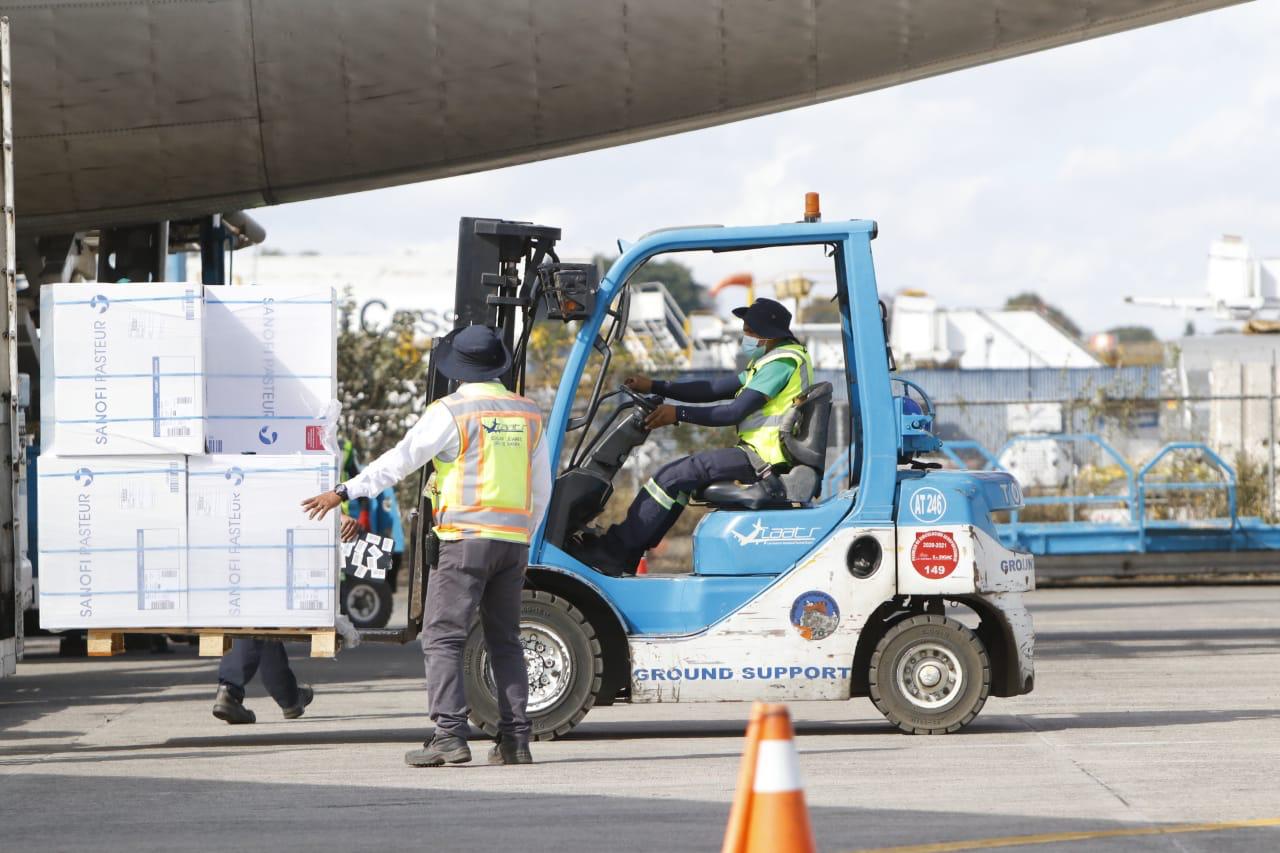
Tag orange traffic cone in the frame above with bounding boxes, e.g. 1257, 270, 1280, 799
636, 554, 650, 576
722, 702, 816, 853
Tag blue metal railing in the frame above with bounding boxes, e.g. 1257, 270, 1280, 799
819, 434, 1245, 554
1135, 442, 1239, 550
992, 434, 1134, 525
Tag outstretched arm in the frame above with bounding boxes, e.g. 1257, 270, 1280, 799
344, 403, 457, 499
302, 403, 457, 520
651, 375, 742, 403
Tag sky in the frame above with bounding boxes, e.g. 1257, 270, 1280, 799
251, 1, 1280, 340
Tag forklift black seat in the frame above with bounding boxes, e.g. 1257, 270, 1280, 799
695, 382, 834, 510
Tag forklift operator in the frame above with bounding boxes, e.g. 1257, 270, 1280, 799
573, 297, 812, 576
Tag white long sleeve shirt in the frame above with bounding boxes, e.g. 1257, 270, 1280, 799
343, 382, 552, 534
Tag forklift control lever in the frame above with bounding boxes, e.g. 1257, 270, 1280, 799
619, 383, 661, 413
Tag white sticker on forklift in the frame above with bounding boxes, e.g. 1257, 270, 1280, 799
634, 666, 854, 682
909, 487, 947, 522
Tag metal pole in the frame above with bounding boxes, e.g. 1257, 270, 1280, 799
1239, 363, 1246, 456
1270, 350, 1277, 519
0, 17, 19, 675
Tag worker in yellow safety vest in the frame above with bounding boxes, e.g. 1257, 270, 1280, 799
570, 298, 812, 576
302, 324, 549, 766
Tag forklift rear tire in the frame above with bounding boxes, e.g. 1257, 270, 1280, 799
868, 615, 990, 735
464, 590, 603, 741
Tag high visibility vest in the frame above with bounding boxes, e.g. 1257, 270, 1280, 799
735, 342, 814, 467
431, 383, 544, 544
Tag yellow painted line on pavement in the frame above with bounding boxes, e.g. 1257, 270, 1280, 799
845, 816, 1280, 853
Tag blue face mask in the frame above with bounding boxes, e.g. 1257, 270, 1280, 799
740, 335, 764, 358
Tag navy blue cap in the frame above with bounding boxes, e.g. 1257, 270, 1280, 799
434, 325, 512, 382
732, 298, 793, 339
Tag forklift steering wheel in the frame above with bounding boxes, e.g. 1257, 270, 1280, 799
619, 383, 660, 412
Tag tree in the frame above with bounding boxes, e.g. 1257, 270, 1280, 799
1183, 320, 1196, 338
1003, 292, 1082, 339
336, 295, 430, 513
1104, 325, 1157, 344
592, 254, 708, 314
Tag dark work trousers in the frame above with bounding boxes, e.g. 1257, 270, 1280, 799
422, 538, 530, 740
610, 447, 758, 551
217, 639, 300, 708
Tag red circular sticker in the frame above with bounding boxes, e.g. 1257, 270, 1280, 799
910, 531, 959, 580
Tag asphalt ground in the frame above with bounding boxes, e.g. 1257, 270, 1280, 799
2, 585, 1278, 852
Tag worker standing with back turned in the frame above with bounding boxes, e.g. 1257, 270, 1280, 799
301, 325, 549, 766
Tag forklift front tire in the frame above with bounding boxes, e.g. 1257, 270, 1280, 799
464, 590, 604, 741
868, 614, 991, 735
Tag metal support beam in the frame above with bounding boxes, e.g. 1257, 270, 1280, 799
199, 214, 226, 285
0, 17, 20, 675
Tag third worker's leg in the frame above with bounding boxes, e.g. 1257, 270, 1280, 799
478, 539, 534, 764
213, 639, 264, 724
254, 640, 312, 719
607, 447, 758, 568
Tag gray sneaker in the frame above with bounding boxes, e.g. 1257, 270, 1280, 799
212, 685, 256, 725
405, 732, 472, 767
487, 734, 533, 765
282, 685, 314, 720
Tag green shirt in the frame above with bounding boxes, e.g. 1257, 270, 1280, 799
738, 358, 799, 399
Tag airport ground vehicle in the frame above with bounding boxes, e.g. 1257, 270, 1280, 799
364, 199, 1037, 737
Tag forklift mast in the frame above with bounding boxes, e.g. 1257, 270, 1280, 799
444, 217, 561, 400
362, 216, 602, 645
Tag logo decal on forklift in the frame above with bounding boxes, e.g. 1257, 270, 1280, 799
731, 519, 821, 546
909, 487, 947, 523
789, 591, 840, 640
911, 531, 959, 579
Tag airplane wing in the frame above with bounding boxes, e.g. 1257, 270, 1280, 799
7, 0, 1249, 233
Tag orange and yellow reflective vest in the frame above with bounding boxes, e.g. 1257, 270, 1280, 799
430, 382, 544, 544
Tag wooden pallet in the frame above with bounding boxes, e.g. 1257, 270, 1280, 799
86, 627, 338, 659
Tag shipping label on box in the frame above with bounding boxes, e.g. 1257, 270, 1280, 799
204, 286, 337, 455
40, 284, 204, 456
37, 455, 187, 629
188, 455, 338, 627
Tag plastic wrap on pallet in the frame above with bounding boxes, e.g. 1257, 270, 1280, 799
203, 285, 337, 454
40, 283, 204, 455
187, 455, 338, 628
37, 455, 188, 629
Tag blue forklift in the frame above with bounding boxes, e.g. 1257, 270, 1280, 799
362, 198, 1037, 736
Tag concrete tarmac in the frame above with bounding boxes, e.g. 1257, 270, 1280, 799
2, 585, 1279, 852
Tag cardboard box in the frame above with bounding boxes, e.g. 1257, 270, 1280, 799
40, 283, 204, 456
203, 286, 337, 454
187, 455, 338, 627
37, 455, 187, 629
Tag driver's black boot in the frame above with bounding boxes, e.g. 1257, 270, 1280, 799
569, 533, 640, 576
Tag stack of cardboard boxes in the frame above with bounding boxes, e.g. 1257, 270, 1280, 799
37, 283, 340, 630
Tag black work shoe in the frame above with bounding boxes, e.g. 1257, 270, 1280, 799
212, 685, 256, 725
282, 685, 314, 720
405, 732, 472, 767
569, 535, 640, 577
488, 734, 533, 765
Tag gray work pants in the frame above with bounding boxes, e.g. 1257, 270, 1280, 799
423, 538, 530, 739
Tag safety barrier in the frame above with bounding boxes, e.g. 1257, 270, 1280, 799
817, 434, 1279, 563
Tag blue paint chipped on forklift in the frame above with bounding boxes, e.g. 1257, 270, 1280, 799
368, 195, 1038, 738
